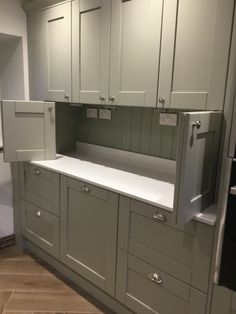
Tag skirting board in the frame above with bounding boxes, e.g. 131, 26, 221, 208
25, 240, 133, 314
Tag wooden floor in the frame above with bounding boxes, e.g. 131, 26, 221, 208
0, 246, 113, 314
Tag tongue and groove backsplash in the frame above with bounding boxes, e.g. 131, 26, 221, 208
56, 104, 179, 161
76, 106, 179, 161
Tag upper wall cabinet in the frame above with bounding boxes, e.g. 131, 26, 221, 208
157, 0, 234, 110
28, 1, 71, 102
27, 0, 234, 109
72, 0, 163, 107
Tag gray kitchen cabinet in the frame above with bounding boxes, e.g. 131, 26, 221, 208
19, 163, 59, 215
28, 1, 71, 102
116, 249, 208, 314
1, 100, 56, 162
118, 196, 215, 294
60, 176, 118, 296
158, 0, 234, 110
108, 0, 163, 107
210, 284, 236, 314
72, 0, 111, 105
21, 199, 59, 258
73, 0, 162, 107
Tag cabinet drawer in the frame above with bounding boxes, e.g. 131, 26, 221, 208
21, 200, 59, 258
20, 163, 59, 215
116, 250, 207, 314
118, 196, 214, 293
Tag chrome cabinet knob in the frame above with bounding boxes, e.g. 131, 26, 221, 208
48, 105, 53, 112
192, 120, 201, 129
148, 273, 163, 285
109, 96, 115, 102
152, 212, 167, 222
35, 210, 41, 217
64, 95, 70, 101
99, 96, 106, 102
34, 169, 41, 175
158, 97, 165, 105
81, 185, 91, 193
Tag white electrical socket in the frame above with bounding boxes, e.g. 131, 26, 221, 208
159, 113, 177, 126
86, 108, 98, 119
99, 109, 112, 120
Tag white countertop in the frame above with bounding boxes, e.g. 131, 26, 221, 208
32, 154, 175, 211
31, 143, 216, 226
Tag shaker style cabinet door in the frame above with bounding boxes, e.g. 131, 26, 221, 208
72, 0, 111, 105
109, 0, 163, 107
28, 2, 71, 102
1, 100, 56, 162
175, 111, 222, 225
60, 176, 118, 296
158, 0, 234, 110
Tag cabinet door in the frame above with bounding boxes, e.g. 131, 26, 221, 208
1, 100, 56, 162
109, 0, 163, 107
72, 0, 111, 105
60, 176, 118, 296
158, 0, 234, 110
44, 2, 71, 102
175, 111, 222, 225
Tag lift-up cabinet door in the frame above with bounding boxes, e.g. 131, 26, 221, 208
1, 100, 56, 162
175, 111, 222, 225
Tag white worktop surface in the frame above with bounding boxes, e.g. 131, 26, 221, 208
31, 143, 216, 225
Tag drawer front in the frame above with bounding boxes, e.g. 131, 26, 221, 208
21, 200, 59, 258
118, 196, 214, 293
20, 163, 59, 215
116, 249, 207, 314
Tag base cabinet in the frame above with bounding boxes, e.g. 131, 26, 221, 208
60, 176, 118, 296
116, 249, 207, 314
210, 284, 236, 314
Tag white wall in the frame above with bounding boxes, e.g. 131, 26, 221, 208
0, 0, 29, 100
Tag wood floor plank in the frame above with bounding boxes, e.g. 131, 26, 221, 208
0, 291, 12, 313
6, 291, 103, 312
0, 260, 51, 275
0, 246, 33, 261
0, 274, 70, 292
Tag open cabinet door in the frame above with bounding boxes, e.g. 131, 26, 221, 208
1, 101, 56, 162
175, 111, 222, 225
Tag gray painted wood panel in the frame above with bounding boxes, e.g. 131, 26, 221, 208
175, 111, 222, 225
1, 101, 56, 162
76, 106, 179, 160
21, 199, 59, 258
210, 285, 231, 314
118, 196, 214, 293
19, 163, 60, 215
60, 175, 118, 296
116, 249, 207, 314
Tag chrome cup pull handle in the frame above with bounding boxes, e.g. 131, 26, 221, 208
152, 212, 167, 222
81, 185, 91, 193
148, 273, 163, 285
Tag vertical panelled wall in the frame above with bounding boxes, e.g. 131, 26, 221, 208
76, 107, 179, 160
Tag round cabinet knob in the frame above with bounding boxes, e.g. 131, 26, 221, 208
109, 96, 115, 102
64, 95, 70, 101
152, 212, 167, 222
34, 169, 41, 175
158, 97, 165, 105
48, 105, 53, 112
99, 96, 106, 102
192, 120, 201, 129
35, 211, 41, 217
149, 273, 163, 285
